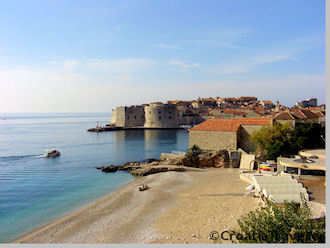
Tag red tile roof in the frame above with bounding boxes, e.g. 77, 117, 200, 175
237, 117, 273, 126
300, 109, 319, 119
200, 97, 216, 102
313, 111, 325, 117
261, 100, 273, 104
291, 109, 319, 119
308, 106, 324, 111
239, 96, 258, 101
224, 97, 239, 102
273, 111, 295, 120
291, 110, 305, 120
222, 109, 246, 115
190, 118, 272, 132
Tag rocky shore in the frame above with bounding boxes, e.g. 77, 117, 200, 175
96, 149, 233, 177
96, 158, 188, 176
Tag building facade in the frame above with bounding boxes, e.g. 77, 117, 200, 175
189, 118, 272, 153
144, 102, 179, 128
111, 105, 145, 128
189, 130, 237, 151
296, 98, 318, 108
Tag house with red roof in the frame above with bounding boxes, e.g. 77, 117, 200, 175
273, 111, 296, 127
259, 100, 274, 110
272, 108, 325, 127
291, 108, 320, 124
189, 118, 272, 152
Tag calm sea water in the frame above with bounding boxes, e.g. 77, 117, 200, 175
0, 113, 188, 242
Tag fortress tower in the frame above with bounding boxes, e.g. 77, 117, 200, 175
144, 103, 179, 128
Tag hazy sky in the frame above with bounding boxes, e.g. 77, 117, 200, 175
0, 0, 325, 113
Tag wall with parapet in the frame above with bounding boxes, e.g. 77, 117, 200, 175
112, 106, 126, 127
111, 106, 145, 128
144, 103, 179, 128
238, 125, 265, 153
125, 105, 145, 128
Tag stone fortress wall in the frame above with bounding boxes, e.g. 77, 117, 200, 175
111, 105, 145, 128
111, 106, 125, 127
111, 103, 179, 128
144, 102, 179, 128
125, 105, 145, 128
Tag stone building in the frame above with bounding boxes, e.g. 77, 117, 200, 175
111, 105, 145, 128
259, 100, 274, 110
237, 119, 272, 152
272, 108, 326, 128
291, 108, 320, 124
177, 109, 204, 126
313, 111, 326, 127
189, 118, 272, 153
199, 97, 217, 107
144, 102, 179, 128
296, 98, 318, 108
272, 111, 296, 127
239, 96, 258, 104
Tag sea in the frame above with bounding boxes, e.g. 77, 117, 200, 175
0, 113, 188, 242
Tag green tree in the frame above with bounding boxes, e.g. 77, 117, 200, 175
235, 202, 325, 243
251, 123, 294, 160
183, 144, 202, 167
293, 123, 325, 149
251, 123, 325, 160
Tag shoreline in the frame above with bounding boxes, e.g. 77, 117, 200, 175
15, 171, 194, 243
13, 177, 139, 243
15, 168, 258, 244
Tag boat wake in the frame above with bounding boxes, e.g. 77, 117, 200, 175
0, 154, 44, 162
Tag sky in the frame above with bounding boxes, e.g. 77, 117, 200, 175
0, 0, 325, 113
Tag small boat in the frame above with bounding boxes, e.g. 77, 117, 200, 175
46, 149, 61, 158
138, 184, 149, 191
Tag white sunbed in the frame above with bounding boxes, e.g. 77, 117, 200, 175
253, 176, 297, 187
263, 188, 308, 201
268, 194, 302, 204
256, 182, 304, 196
251, 175, 308, 204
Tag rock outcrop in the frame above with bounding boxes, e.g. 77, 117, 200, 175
160, 152, 185, 165
96, 149, 231, 177
130, 166, 185, 176
97, 158, 187, 176
183, 150, 230, 168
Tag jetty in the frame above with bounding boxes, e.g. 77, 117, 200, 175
87, 125, 123, 132
87, 123, 187, 132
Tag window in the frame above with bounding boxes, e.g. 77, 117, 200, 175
134, 115, 136, 119
169, 116, 172, 119
159, 116, 162, 120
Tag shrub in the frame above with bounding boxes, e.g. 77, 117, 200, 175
183, 144, 202, 167
251, 123, 325, 160
235, 201, 325, 243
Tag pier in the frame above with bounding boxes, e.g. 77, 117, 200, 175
87, 124, 189, 133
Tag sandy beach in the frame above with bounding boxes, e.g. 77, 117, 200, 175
16, 168, 259, 244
